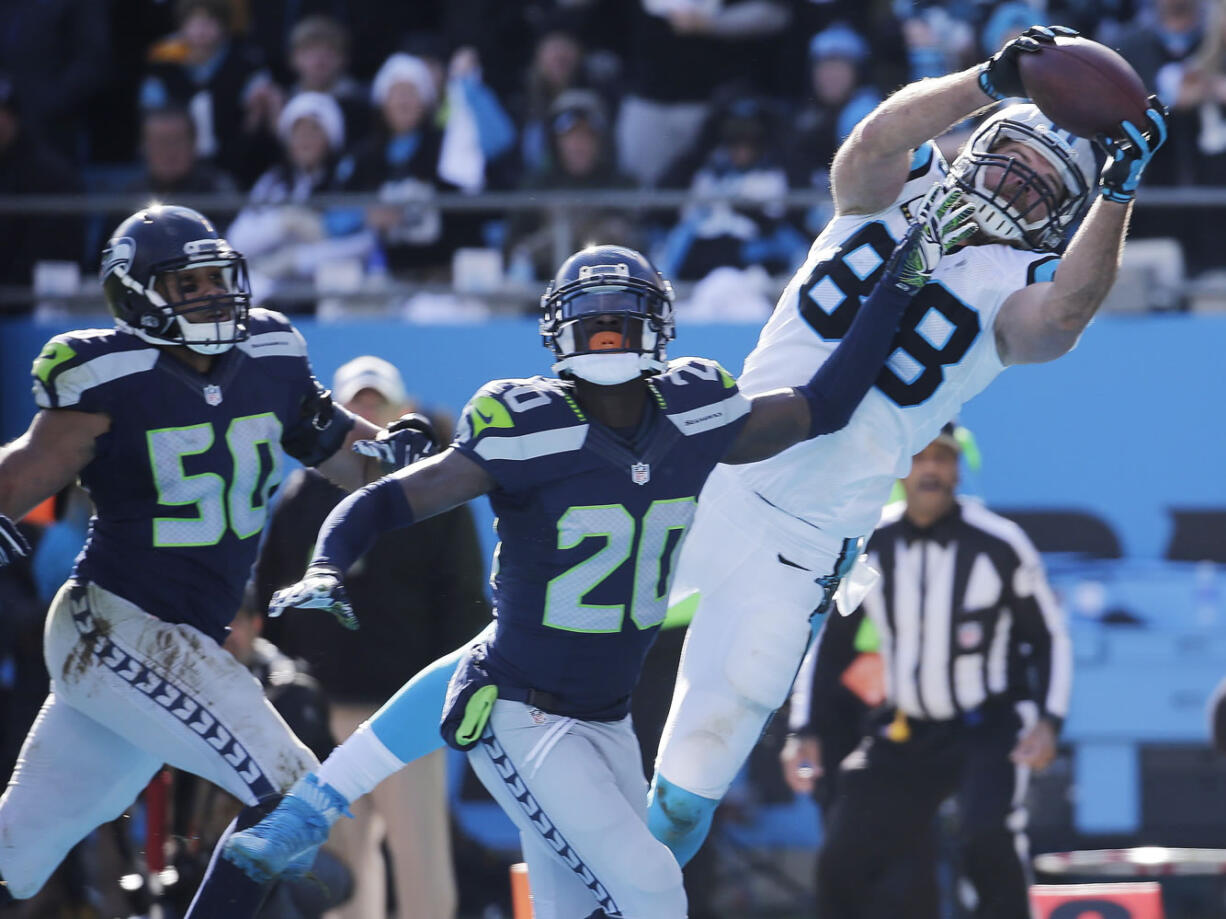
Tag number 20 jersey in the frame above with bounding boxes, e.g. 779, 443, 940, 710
450, 358, 749, 720
733, 142, 1060, 539
30, 309, 333, 643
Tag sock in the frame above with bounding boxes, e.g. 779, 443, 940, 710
647, 774, 720, 867
183, 812, 275, 919
314, 722, 407, 806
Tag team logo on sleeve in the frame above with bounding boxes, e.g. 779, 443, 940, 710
469, 395, 514, 436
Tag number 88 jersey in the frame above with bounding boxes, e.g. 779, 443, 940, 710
732, 142, 1060, 539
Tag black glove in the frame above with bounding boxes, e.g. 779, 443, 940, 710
978, 25, 1079, 101
352, 412, 438, 472
0, 514, 32, 568
1096, 97, 1169, 203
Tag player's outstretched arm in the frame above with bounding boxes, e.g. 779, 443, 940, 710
995, 100, 1168, 365
832, 26, 1073, 216
723, 185, 976, 464
268, 449, 494, 628
0, 410, 107, 567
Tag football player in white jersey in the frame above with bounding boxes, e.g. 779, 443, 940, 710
648, 25, 1169, 863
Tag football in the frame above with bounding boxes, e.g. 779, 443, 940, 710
1016, 35, 1150, 139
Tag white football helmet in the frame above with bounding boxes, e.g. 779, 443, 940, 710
949, 104, 1097, 252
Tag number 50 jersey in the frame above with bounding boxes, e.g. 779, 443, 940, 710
733, 142, 1060, 539
450, 358, 749, 721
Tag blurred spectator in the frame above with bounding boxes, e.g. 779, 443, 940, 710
123, 106, 238, 199
436, 45, 519, 193
140, 0, 282, 187
0, 77, 86, 292
513, 25, 589, 176
286, 15, 372, 147
1117, 0, 1206, 93
0, 0, 110, 163
226, 92, 359, 308
331, 52, 494, 280
616, 0, 792, 188
506, 90, 640, 283
897, 1, 977, 80
1116, 0, 1208, 268
785, 23, 883, 234
658, 96, 807, 281
256, 356, 491, 919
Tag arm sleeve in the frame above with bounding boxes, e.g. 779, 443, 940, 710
1009, 546, 1072, 730
312, 475, 416, 574
797, 281, 912, 437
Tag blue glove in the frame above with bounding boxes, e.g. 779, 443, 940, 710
978, 25, 1079, 101
1096, 99, 1169, 203
352, 412, 437, 473
267, 565, 358, 630
0, 514, 31, 568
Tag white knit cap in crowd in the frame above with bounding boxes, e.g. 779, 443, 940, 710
277, 91, 345, 151
371, 53, 437, 108
332, 355, 408, 406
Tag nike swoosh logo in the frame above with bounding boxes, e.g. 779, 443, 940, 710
778, 554, 810, 571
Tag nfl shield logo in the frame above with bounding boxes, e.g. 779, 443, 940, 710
630, 462, 650, 485
203, 384, 223, 406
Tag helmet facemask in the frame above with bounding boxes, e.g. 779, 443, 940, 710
541, 262, 675, 385
950, 108, 1095, 252
110, 241, 252, 355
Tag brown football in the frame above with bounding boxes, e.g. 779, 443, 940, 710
1016, 36, 1149, 139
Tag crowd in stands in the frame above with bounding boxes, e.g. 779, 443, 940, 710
2, 0, 1224, 313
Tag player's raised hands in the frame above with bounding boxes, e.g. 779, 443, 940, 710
886, 181, 978, 294
0, 514, 31, 568
1096, 97, 1169, 203
268, 564, 359, 630
979, 24, 1079, 101
352, 412, 437, 472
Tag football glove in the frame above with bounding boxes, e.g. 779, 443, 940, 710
884, 181, 978, 295
267, 565, 359, 630
352, 412, 437, 473
978, 25, 1079, 101
0, 514, 31, 568
1096, 98, 1169, 203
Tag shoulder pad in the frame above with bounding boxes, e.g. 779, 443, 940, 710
236, 308, 308, 360
453, 376, 588, 462
32, 328, 157, 409
654, 358, 749, 436
458, 377, 584, 437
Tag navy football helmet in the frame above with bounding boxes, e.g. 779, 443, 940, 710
540, 245, 675, 384
101, 204, 251, 355
949, 104, 1096, 252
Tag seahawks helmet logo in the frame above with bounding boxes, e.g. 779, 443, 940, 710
100, 237, 135, 280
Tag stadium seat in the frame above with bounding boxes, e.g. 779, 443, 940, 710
995, 509, 1123, 559
1164, 509, 1226, 562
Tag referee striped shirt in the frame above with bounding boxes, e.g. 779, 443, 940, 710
794, 497, 1071, 732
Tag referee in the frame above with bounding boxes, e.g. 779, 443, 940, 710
787, 423, 1071, 919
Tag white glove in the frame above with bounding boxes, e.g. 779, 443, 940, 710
268, 565, 358, 630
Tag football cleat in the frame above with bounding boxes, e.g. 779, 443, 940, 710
223, 774, 352, 883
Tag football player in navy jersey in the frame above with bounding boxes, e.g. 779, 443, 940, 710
223, 185, 976, 919
0, 205, 433, 916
